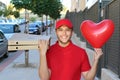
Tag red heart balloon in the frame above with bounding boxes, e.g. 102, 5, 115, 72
80, 19, 114, 48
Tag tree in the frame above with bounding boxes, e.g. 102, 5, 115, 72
0, 2, 6, 16
10, 0, 32, 10
11, 0, 63, 19
0, 4, 20, 18
0, 11, 3, 16
32, 0, 63, 19
49, 1, 63, 19
12, 11, 20, 18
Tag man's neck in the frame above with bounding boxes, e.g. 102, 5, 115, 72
58, 41, 70, 47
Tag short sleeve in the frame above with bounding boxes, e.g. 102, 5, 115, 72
81, 50, 91, 72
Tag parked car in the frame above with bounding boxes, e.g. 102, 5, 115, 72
28, 23, 41, 35
0, 23, 21, 33
34, 21, 45, 32
0, 30, 8, 58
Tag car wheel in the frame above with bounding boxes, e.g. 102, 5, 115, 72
34, 31, 38, 35
3, 51, 8, 58
36, 30, 41, 35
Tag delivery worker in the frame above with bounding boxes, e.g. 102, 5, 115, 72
38, 19, 103, 80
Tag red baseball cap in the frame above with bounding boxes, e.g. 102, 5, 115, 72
56, 19, 73, 29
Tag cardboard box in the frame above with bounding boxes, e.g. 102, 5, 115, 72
8, 45, 39, 50
7, 33, 50, 51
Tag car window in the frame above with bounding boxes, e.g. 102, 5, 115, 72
0, 32, 5, 39
0, 34, 3, 39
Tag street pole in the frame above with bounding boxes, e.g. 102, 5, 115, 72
25, 50, 29, 67
24, 9, 29, 34
24, 8, 29, 67
98, 0, 102, 22
46, 15, 48, 35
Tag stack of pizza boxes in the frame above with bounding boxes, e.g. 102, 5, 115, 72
8, 33, 51, 51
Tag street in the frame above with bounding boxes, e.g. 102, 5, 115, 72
0, 51, 23, 72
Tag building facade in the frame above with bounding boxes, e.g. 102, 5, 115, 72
71, 0, 86, 12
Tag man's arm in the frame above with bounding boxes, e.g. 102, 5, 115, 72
38, 40, 50, 80
82, 48, 103, 80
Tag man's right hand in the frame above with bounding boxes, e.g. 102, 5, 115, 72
38, 40, 49, 55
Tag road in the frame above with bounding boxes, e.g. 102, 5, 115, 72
0, 50, 23, 72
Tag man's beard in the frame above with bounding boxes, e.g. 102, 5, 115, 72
59, 39, 70, 44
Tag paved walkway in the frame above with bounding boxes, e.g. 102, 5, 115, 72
0, 27, 98, 80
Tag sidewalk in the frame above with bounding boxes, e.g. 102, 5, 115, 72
0, 27, 97, 80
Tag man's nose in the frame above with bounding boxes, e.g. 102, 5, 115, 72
62, 30, 67, 35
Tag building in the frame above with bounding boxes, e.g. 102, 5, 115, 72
70, 0, 111, 12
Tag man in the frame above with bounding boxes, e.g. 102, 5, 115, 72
38, 19, 103, 80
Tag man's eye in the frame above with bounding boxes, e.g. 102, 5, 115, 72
58, 29, 63, 31
66, 29, 71, 31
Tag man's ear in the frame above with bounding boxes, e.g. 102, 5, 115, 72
55, 29, 57, 33
71, 30, 73, 34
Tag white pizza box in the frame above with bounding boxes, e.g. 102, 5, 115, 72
8, 45, 39, 51
7, 33, 50, 45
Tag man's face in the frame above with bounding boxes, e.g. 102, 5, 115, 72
56, 25, 73, 46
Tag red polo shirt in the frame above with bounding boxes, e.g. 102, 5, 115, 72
46, 41, 91, 80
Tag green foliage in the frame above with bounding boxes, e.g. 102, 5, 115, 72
2, 6, 10, 17
0, 10, 3, 16
12, 11, 20, 18
49, 1, 63, 19
10, 0, 32, 10
0, 4, 20, 18
11, 0, 63, 20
